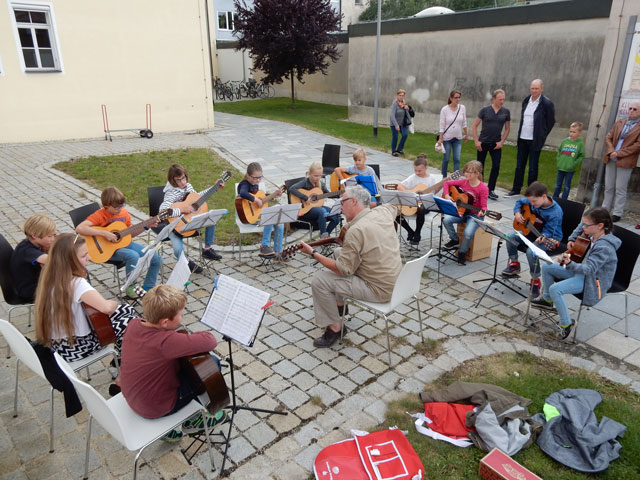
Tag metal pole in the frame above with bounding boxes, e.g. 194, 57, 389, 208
204, 0, 216, 105
590, 15, 637, 206
372, 0, 381, 138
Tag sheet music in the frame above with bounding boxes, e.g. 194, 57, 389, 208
179, 209, 228, 232
328, 202, 342, 217
167, 252, 191, 290
121, 246, 157, 291
200, 275, 270, 346
516, 232, 554, 264
151, 217, 183, 246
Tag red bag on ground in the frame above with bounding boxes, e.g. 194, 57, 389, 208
423, 402, 476, 438
314, 428, 425, 480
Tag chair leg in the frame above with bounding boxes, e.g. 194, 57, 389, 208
85, 366, 91, 382
84, 416, 93, 480
571, 304, 584, 343
13, 358, 19, 417
49, 387, 55, 453
382, 314, 391, 366
339, 301, 348, 343
200, 406, 216, 472
415, 296, 424, 344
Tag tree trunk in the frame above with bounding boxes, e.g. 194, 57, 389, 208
290, 70, 295, 109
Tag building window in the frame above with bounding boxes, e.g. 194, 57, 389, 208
217, 11, 237, 31
355, 0, 363, 4
11, 2, 61, 71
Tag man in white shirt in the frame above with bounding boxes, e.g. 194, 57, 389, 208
505, 79, 556, 197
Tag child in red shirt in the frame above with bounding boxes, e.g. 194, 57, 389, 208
120, 285, 226, 441
75, 186, 160, 297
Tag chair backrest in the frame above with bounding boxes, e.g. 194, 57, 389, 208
69, 203, 101, 228
388, 250, 432, 308
554, 197, 585, 244
284, 177, 306, 204
369, 163, 381, 180
0, 319, 46, 379
611, 225, 640, 291
0, 234, 18, 304
54, 352, 127, 446
147, 186, 166, 217
322, 144, 341, 170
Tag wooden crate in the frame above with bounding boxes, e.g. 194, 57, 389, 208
479, 448, 543, 480
456, 221, 493, 261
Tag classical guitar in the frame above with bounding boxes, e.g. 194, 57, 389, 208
170, 171, 232, 237
290, 187, 341, 216
84, 210, 171, 263
447, 185, 502, 220
513, 204, 560, 250
177, 330, 230, 414
386, 170, 463, 216
565, 234, 590, 263
235, 185, 287, 225
82, 286, 145, 347
328, 171, 357, 192
281, 226, 347, 260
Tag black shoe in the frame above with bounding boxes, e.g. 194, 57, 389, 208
488, 191, 499, 200
410, 237, 421, 245
457, 252, 466, 265
504, 190, 520, 198
556, 320, 574, 340
531, 297, 555, 311
392, 152, 399, 157
397, 150, 404, 155
202, 248, 222, 261
612, 215, 621, 223
406, 231, 415, 242
313, 327, 343, 348
108, 384, 121, 397
188, 260, 203, 274
444, 239, 459, 250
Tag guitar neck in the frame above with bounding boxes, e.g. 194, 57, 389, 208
525, 220, 543, 239
193, 181, 223, 209
263, 188, 283, 203
311, 191, 340, 201
116, 215, 161, 238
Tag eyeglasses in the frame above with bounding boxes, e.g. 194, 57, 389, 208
174, 175, 187, 183
113, 203, 125, 209
629, 108, 639, 111
340, 197, 353, 205
453, 96, 461, 99
582, 222, 597, 228
250, 175, 263, 180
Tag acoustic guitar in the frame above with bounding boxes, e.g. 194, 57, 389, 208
328, 171, 357, 192
82, 285, 145, 347
235, 185, 287, 224
281, 226, 347, 260
290, 187, 341, 216
447, 186, 502, 220
84, 211, 171, 263
513, 204, 560, 250
565, 234, 590, 263
385, 170, 463, 216
170, 171, 232, 237
177, 330, 230, 414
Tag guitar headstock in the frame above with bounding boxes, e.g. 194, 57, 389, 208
157, 209, 172, 222
220, 171, 232, 183
448, 170, 463, 181
539, 235, 559, 251
281, 244, 301, 260
485, 211, 502, 220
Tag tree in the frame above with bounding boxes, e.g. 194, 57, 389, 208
234, 0, 342, 108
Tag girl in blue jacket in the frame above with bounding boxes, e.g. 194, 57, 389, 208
533, 207, 620, 340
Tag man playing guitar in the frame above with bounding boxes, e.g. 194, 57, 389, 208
502, 181, 563, 297
299, 185, 402, 348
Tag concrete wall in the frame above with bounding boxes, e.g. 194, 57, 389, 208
347, 0, 609, 148
0, 0, 214, 143
215, 44, 253, 82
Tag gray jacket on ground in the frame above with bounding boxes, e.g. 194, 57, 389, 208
566, 229, 621, 306
533, 389, 626, 473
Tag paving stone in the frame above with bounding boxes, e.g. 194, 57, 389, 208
328, 375, 357, 395
271, 359, 301, 379
489, 340, 516, 353
267, 412, 302, 435
290, 371, 317, 391
570, 356, 597, 372
227, 435, 257, 464
245, 422, 278, 450
598, 367, 632, 385
414, 364, 445, 384
292, 352, 321, 370
442, 325, 464, 336
294, 444, 322, 472
432, 354, 460, 371
364, 399, 387, 423
307, 384, 341, 407
277, 386, 310, 410
243, 361, 274, 382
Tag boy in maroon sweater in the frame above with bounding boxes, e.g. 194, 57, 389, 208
121, 285, 226, 441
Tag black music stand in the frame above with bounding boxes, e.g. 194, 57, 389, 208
472, 222, 527, 308
432, 196, 462, 281
380, 189, 421, 248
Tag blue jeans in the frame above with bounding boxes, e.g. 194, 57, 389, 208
262, 224, 284, 253
443, 214, 481, 254
390, 126, 408, 153
512, 139, 541, 192
169, 225, 215, 259
541, 262, 585, 327
506, 234, 553, 278
441, 138, 462, 177
299, 206, 340, 235
553, 170, 574, 200
110, 241, 161, 290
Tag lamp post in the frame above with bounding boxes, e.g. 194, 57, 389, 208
373, 0, 381, 138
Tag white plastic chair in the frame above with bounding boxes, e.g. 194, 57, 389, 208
54, 352, 215, 480
0, 319, 117, 454
233, 182, 267, 260
340, 250, 432, 365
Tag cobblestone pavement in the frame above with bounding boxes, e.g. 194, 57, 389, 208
1, 113, 639, 479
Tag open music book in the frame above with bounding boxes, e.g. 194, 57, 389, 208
200, 275, 270, 346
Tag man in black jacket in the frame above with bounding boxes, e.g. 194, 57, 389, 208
505, 79, 555, 197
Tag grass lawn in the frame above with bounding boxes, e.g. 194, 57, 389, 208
383, 352, 640, 479
53, 148, 247, 245
215, 98, 575, 193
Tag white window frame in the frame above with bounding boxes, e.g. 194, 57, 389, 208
8, 0, 63, 73
355, 0, 363, 5
217, 10, 235, 31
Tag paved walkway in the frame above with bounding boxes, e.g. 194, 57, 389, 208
1, 113, 639, 479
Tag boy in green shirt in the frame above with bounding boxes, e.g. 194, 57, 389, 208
553, 122, 584, 199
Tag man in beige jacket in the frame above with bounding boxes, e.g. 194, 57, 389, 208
603, 102, 640, 221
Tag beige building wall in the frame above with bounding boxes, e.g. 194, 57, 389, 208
0, 0, 215, 143
216, 46, 252, 83
341, 0, 367, 30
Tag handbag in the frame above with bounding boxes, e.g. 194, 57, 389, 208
437, 106, 460, 142
408, 123, 415, 134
